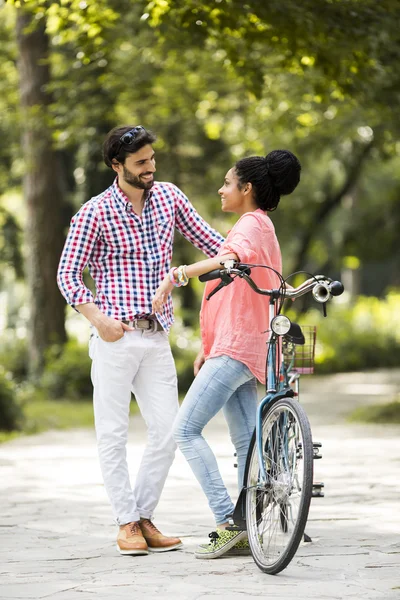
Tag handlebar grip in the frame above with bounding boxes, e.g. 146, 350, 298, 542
199, 269, 222, 282
329, 281, 345, 296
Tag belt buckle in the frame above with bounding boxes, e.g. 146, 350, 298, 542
134, 318, 157, 333
148, 319, 158, 333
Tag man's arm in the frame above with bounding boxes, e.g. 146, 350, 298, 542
174, 185, 224, 257
57, 205, 135, 342
57, 202, 99, 308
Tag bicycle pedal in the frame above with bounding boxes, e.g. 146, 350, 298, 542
233, 463, 238, 468
226, 526, 242, 532
313, 443, 322, 459
312, 482, 325, 498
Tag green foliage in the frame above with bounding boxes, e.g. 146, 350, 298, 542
146, 0, 400, 103
0, 335, 29, 382
0, 366, 23, 431
0, 5, 20, 195
7, 0, 119, 47
0, 207, 23, 277
286, 291, 400, 373
40, 339, 92, 400
2, 0, 400, 285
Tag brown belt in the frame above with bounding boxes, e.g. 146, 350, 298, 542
122, 318, 163, 332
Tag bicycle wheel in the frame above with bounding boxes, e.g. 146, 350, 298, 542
245, 397, 313, 574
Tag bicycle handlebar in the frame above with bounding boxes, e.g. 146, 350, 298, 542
199, 263, 344, 302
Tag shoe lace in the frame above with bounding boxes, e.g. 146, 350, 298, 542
208, 531, 220, 546
128, 522, 141, 536
141, 519, 161, 534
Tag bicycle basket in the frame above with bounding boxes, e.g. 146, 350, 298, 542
283, 325, 317, 374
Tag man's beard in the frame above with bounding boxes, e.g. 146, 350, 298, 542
122, 165, 154, 190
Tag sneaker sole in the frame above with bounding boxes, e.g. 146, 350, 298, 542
199, 543, 251, 557
224, 548, 252, 556
195, 531, 247, 559
117, 544, 149, 556
147, 542, 183, 553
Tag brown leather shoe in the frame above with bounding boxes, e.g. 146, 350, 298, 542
139, 518, 182, 553
117, 521, 149, 555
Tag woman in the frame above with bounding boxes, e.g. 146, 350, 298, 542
152, 149, 301, 558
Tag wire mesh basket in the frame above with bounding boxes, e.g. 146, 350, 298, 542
282, 325, 317, 374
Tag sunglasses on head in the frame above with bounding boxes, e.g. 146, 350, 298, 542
115, 126, 144, 157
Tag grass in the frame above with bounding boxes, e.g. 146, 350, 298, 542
348, 398, 400, 424
0, 397, 139, 444
0, 430, 21, 444
23, 398, 95, 433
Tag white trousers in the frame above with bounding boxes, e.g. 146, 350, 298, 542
90, 328, 179, 525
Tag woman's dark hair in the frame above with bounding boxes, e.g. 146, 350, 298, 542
234, 149, 301, 211
103, 125, 157, 168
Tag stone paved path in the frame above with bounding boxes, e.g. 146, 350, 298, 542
1, 370, 400, 599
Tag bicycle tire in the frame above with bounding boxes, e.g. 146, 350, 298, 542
244, 397, 313, 574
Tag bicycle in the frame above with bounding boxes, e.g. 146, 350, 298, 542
199, 262, 344, 575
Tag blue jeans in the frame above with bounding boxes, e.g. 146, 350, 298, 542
173, 355, 257, 525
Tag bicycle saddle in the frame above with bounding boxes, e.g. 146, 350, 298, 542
284, 321, 305, 345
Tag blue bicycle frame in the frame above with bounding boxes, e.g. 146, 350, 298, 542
255, 298, 294, 483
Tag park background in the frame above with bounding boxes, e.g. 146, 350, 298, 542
0, 0, 400, 440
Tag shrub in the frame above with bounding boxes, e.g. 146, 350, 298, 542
0, 335, 29, 382
40, 339, 92, 400
286, 291, 400, 374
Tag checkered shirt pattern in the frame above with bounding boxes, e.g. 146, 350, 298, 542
57, 178, 224, 331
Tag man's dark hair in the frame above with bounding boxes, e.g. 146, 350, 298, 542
234, 149, 301, 211
103, 125, 157, 168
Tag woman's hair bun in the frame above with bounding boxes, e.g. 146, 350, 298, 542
265, 150, 301, 196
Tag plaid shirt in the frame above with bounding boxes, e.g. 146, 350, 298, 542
57, 178, 224, 331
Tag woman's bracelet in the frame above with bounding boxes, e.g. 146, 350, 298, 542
169, 267, 180, 287
168, 265, 189, 287
176, 265, 189, 286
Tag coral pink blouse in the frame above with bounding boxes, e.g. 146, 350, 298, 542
200, 209, 282, 383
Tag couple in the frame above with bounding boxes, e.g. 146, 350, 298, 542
57, 125, 301, 559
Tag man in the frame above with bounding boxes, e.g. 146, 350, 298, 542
57, 125, 224, 556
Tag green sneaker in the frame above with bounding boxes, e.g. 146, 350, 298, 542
224, 536, 251, 556
195, 528, 247, 559
199, 534, 251, 556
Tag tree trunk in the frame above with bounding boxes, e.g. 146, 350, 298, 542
16, 10, 67, 375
